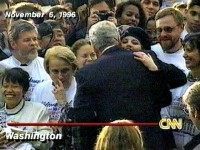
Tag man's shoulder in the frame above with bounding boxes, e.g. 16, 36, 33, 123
33, 56, 44, 63
0, 57, 12, 64
0, 57, 13, 68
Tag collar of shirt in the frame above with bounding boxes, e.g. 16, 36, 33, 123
6, 99, 25, 115
101, 45, 116, 55
11, 56, 33, 66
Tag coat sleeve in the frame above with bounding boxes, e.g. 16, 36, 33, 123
149, 50, 187, 89
68, 70, 99, 150
30, 105, 53, 150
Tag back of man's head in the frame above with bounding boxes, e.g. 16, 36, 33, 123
89, 21, 120, 52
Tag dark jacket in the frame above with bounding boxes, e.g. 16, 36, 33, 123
66, 46, 186, 150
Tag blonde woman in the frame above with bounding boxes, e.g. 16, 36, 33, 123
95, 120, 144, 150
31, 46, 77, 122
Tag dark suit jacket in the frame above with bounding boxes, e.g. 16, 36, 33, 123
69, 46, 185, 150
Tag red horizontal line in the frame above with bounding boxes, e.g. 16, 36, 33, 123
7, 122, 158, 127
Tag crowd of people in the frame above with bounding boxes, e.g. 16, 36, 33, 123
0, 0, 200, 149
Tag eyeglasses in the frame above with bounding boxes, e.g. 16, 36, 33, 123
50, 68, 71, 76
156, 25, 179, 35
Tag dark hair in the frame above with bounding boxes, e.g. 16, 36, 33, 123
2, 68, 30, 92
120, 26, 151, 50
187, 0, 200, 9
37, 21, 53, 39
116, 1, 146, 29
140, 0, 163, 7
159, 0, 163, 7
183, 32, 200, 53
145, 16, 155, 29
44, 20, 63, 30
89, 0, 110, 9
71, 39, 91, 55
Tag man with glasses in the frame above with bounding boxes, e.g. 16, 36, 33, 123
152, 7, 199, 149
37, 20, 66, 57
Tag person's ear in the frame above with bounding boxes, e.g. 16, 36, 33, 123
194, 108, 200, 119
10, 40, 17, 50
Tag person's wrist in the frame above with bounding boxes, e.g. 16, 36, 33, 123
149, 65, 158, 71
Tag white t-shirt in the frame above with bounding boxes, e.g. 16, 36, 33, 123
0, 56, 51, 101
31, 77, 76, 121
181, 28, 188, 40
151, 44, 189, 75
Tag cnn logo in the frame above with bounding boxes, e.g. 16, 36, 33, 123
159, 118, 183, 130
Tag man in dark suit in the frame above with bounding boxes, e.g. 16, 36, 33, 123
68, 21, 178, 150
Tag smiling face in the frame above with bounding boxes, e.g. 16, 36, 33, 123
141, 0, 160, 19
146, 19, 157, 44
76, 44, 97, 69
183, 42, 200, 69
121, 36, 142, 52
156, 15, 183, 52
2, 80, 24, 109
118, 5, 140, 27
185, 5, 200, 33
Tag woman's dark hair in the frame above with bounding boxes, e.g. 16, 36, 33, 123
120, 26, 151, 50
116, 1, 146, 29
158, 0, 163, 7
140, 0, 163, 7
1, 68, 30, 92
183, 32, 200, 53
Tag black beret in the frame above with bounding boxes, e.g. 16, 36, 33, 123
120, 26, 151, 50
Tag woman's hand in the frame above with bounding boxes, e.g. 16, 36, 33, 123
87, 10, 99, 29
107, 11, 117, 25
133, 52, 158, 71
52, 79, 67, 106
